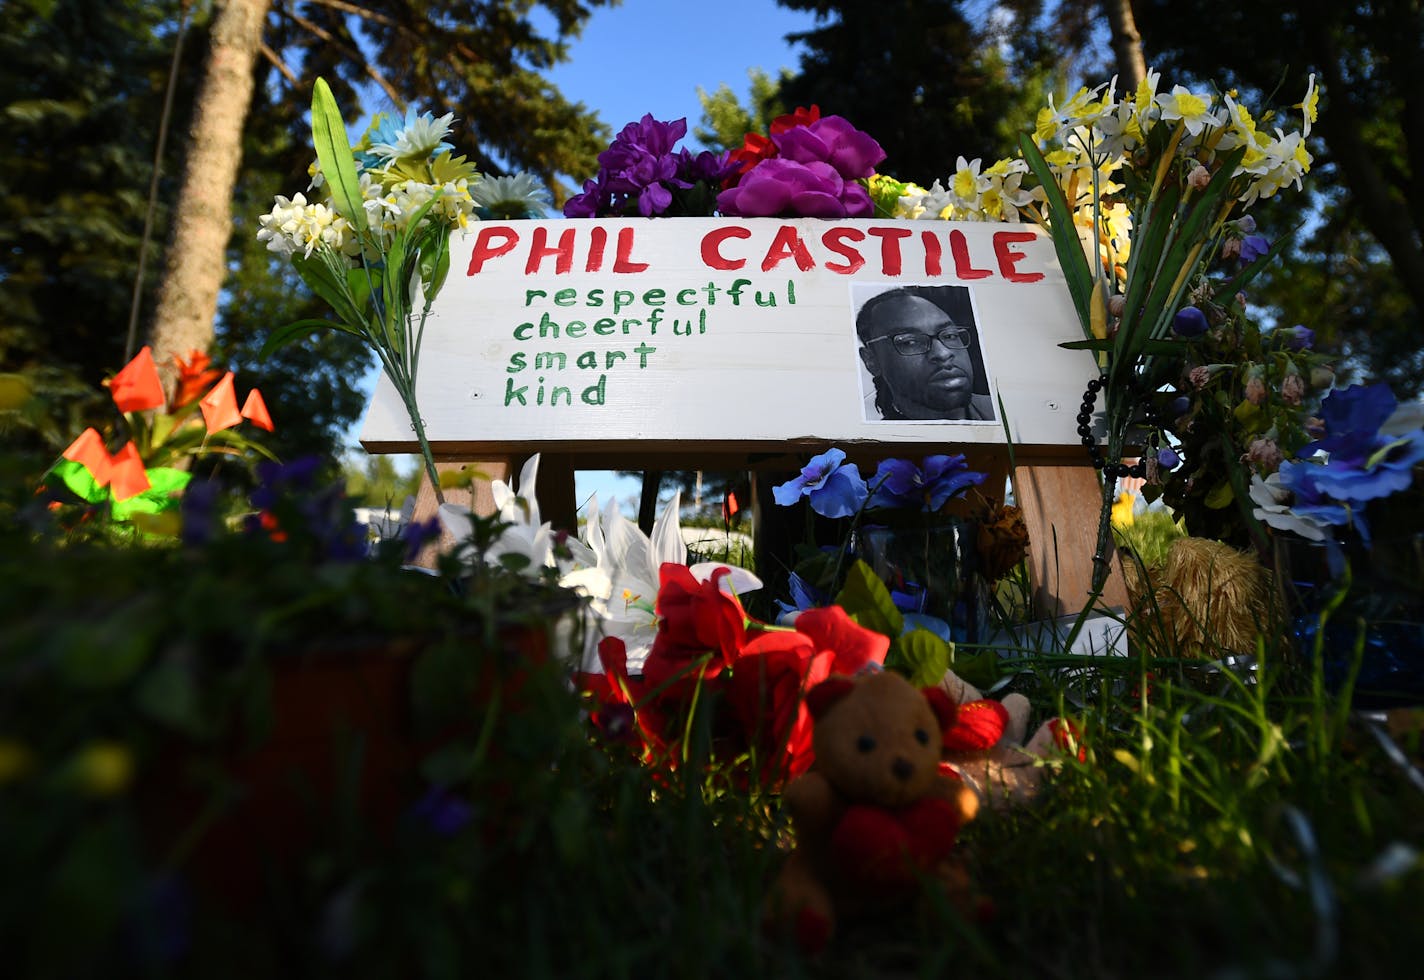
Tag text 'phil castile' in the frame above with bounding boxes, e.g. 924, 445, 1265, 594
465, 223, 1049, 283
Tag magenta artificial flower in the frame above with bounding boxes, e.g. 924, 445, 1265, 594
717, 158, 873, 219
772, 114, 886, 180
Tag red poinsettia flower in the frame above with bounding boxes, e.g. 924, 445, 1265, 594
641, 564, 748, 698
172, 350, 224, 409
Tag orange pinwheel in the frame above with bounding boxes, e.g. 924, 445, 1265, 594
172, 350, 223, 408
241, 388, 274, 431
107, 442, 151, 502
108, 346, 165, 413
62, 427, 113, 487
199, 372, 242, 433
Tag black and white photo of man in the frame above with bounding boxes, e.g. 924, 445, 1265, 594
854, 284, 995, 422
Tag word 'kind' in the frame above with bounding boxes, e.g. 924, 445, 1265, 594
466, 222, 1048, 283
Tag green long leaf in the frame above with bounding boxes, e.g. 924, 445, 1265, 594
311, 78, 367, 234
1019, 133, 1094, 335
292, 251, 365, 326
259, 318, 367, 359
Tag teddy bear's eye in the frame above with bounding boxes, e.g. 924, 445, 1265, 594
914, 728, 930, 746
856, 735, 876, 753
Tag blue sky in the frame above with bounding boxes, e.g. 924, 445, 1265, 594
534, 0, 817, 151
355, 0, 819, 515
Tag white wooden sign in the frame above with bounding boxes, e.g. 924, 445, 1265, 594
359, 218, 1095, 456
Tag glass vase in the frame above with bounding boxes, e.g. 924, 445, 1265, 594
853, 518, 990, 645
1277, 532, 1424, 708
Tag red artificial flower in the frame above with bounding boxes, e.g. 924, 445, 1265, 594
577, 636, 680, 768
642, 564, 747, 698
107, 346, 165, 413
241, 388, 275, 431
727, 628, 833, 785
726, 132, 777, 183
199, 372, 242, 432
62, 427, 113, 487
172, 350, 223, 408
107, 442, 150, 502
769, 104, 821, 135
791, 605, 891, 675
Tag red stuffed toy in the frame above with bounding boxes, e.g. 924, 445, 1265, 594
762, 669, 979, 952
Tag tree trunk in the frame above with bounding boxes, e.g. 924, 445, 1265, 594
1103, 0, 1146, 90
147, 0, 269, 390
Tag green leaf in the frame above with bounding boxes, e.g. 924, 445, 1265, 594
833, 560, 903, 640
1019, 133, 1094, 334
1059, 338, 1114, 352
894, 629, 951, 687
259, 318, 366, 359
111, 468, 189, 520
1204, 480, 1235, 509
291, 251, 366, 326
310, 78, 367, 234
47, 458, 108, 503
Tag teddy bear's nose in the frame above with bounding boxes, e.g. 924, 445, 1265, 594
892, 757, 914, 781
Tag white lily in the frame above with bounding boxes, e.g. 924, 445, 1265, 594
569, 490, 762, 673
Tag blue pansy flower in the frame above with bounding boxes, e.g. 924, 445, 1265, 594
867, 454, 987, 511
773, 448, 868, 518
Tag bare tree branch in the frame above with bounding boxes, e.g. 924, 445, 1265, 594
259, 41, 299, 87
274, 4, 406, 109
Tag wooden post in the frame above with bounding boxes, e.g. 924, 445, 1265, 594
1013, 463, 1130, 617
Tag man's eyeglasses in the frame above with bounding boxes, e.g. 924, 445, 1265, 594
867, 327, 971, 357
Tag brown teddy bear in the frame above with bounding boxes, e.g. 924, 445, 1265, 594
762, 669, 979, 952
937, 667, 1085, 809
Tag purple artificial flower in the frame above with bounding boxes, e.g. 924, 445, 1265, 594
1239, 234, 1271, 264
717, 158, 873, 218
773, 115, 886, 179
678, 147, 738, 185
1278, 324, 1315, 351
773, 448, 869, 519
1168, 395, 1192, 417
1157, 448, 1181, 469
867, 455, 988, 512
562, 176, 606, 218
1172, 306, 1210, 337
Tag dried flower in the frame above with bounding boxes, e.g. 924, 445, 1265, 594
1281, 373, 1306, 406
976, 503, 1030, 583
1245, 375, 1267, 406
1247, 437, 1284, 471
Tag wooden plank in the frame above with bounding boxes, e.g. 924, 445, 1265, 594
1012, 463, 1130, 617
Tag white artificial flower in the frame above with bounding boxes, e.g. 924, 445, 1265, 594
1154, 84, 1218, 138
1249, 472, 1332, 542
369, 109, 456, 164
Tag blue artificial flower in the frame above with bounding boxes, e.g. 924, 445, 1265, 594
774, 570, 833, 622
1308, 384, 1399, 464
1157, 448, 1181, 469
1239, 234, 1271, 264
1308, 429, 1424, 507
773, 448, 868, 518
1172, 306, 1210, 337
868, 454, 987, 511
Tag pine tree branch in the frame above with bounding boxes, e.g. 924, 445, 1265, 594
274, 4, 405, 109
